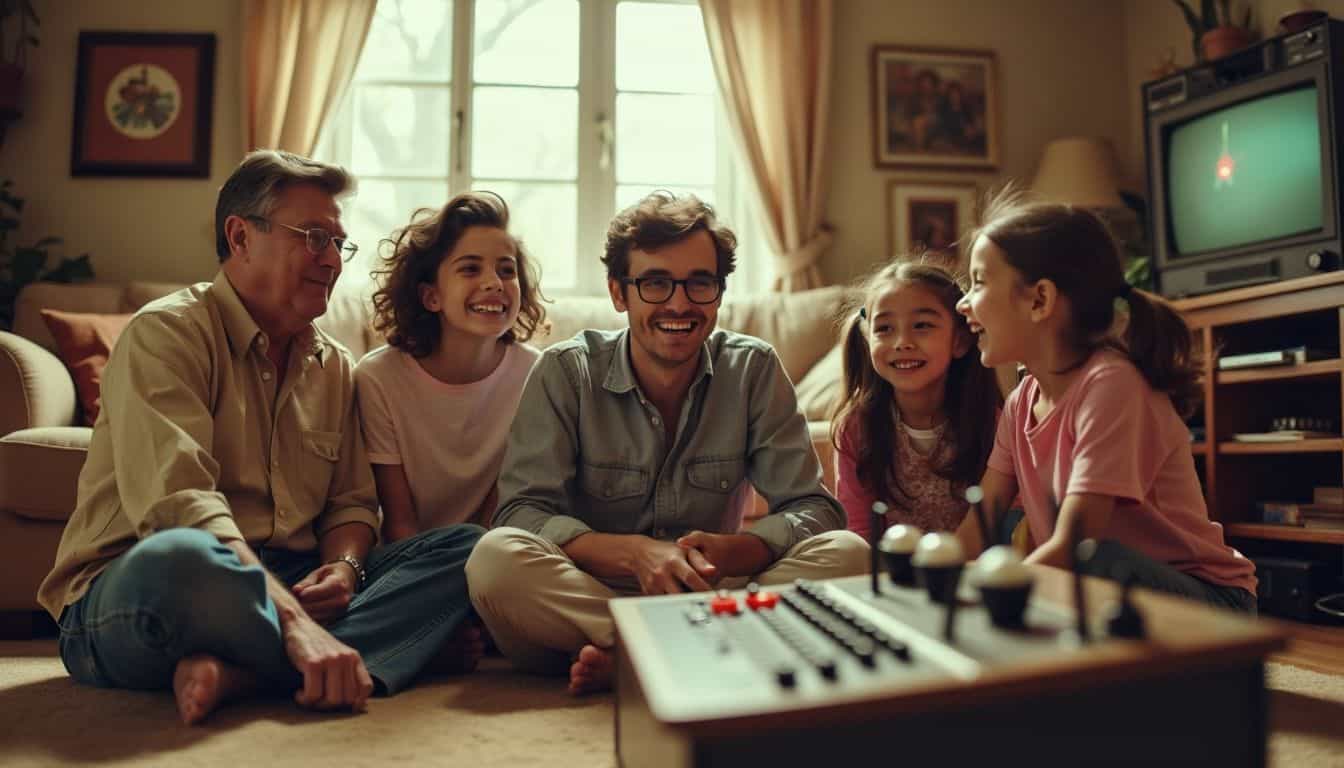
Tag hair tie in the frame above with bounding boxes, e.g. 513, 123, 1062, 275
858, 306, 867, 320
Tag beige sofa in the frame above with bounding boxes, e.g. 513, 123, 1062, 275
0, 280, 848, 626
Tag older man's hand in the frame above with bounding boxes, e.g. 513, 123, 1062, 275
292, 562, 359, 623
283, 615, 374, 712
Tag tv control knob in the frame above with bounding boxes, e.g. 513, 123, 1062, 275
1306, 250, 1339, 271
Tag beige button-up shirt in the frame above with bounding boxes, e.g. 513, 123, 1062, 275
38, 273, 379, 618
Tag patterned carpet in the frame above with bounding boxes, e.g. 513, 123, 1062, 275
0, 641, 1340, 767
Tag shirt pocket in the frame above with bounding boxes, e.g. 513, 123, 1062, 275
685, 457, 746, 495
298, 429, 342, 504
579, 462, 649, 530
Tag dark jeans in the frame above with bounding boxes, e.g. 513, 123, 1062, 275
57, 524, 484, 696
1079, 539, 1257, 613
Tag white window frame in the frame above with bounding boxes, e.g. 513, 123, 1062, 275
319, 0, 766, 296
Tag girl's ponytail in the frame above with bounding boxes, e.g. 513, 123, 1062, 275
1121, 287, 1202, 419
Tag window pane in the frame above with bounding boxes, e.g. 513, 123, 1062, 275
615, 184, 714, 212
343, 179, 451, 276
472, 86, 577, 179
615, 92, 715, 185
476, 180, 578, 290
616, 2, 714, 94
474, 0, 578, 86
356, 0, 453, 82
351, 85, 451, 177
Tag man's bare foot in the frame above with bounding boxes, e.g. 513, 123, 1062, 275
568, 644, 614, 695
172, 654, 257, 726
426, 619, 487, 675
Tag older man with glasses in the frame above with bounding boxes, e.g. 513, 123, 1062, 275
39, 150, 484, 725
466, 191, 868, 695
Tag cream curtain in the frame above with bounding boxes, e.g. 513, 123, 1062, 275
700, 0, 834, 292
243, 0, 376, 154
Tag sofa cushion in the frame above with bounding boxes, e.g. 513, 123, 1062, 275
796, 343, 843, 422
13, 282, 128, 352
0, 427, 90, 521
716, 286, 845, 382
40, 310, 134, 426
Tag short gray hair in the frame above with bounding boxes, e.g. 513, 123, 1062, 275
214, 149, 355, 262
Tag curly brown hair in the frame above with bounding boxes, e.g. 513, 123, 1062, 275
602, 191, 737, 283
371, 192, 546, 357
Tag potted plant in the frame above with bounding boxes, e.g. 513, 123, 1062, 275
0, 0, 38, 116
1171, 0, 1255, 62
0, 179, 93, 331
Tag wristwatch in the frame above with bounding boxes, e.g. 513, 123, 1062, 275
329, 554, 367, 591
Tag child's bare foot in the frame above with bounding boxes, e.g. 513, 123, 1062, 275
427, 619, 487, 675
172, 654, 256, 725
568, 644, 614, 695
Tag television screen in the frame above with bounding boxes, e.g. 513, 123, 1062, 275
1167, 86, 1323, 258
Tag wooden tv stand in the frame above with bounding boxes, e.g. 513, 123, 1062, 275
1172, 272, 1344, 548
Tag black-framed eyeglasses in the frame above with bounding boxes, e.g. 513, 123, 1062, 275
621, 275, 723, 305
248, 216, 359, 263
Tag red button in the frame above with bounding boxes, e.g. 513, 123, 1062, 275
746, 590, 779, 610
710, 594, 740, 615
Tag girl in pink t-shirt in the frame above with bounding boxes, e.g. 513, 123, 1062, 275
955, 190, 1257, 610
357, 192, 547, 544
831, 259, 1002, 539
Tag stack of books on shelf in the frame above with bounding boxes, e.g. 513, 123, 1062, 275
1258, 487, 1344, 529
1217, 346, 1331, 370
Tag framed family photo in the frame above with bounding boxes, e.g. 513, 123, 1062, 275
871, 45, 999, 170
887, 180, 979, 262
70, 32, 216, 178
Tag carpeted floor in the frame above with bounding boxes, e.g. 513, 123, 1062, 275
1, 641, 1341, 767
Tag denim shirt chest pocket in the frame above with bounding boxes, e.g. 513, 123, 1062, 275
579, 462, 650, 531
685, 456, 746, 511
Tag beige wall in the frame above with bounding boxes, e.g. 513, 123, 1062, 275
15, 0, 1288, 288
825, 0, 1131, 283
0, 0, 241, 286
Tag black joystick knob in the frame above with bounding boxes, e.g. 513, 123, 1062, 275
1107, 572, 1147, 640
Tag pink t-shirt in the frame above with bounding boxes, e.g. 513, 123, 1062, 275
355, 342, 540, 530
988, 350, 1256, 593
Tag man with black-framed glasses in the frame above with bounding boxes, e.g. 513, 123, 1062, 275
467, 191, 868, 695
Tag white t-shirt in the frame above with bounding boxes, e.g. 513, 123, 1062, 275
354, 342, 541, 529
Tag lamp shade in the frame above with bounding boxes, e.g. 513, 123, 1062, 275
1031, 137, 1124, 209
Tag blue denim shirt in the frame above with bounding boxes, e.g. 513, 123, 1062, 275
494, 328, 844, 560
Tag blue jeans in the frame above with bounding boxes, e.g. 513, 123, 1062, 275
57, 525, 484, 696
1080, 539, 1257, 613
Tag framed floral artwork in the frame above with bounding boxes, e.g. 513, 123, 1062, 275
887, 180, 979, 261
871, 45, 999, 170
70, 32, 216, 177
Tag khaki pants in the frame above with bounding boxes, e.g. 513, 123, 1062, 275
465, 527, 870, 674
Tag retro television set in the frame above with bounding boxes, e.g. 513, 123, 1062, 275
1144, 21, 1344, 298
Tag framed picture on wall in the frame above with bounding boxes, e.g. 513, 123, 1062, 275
871, 45, 999, 170
887, 179, 979, 261
70, 32, 216, 177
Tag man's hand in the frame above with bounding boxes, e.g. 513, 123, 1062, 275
676, 531, 772, 579
282, 615, 374, 712
292, 562, 358, 623
631, 538, 718, 595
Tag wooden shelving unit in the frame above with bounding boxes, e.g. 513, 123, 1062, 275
1173, 271, 1344, 546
